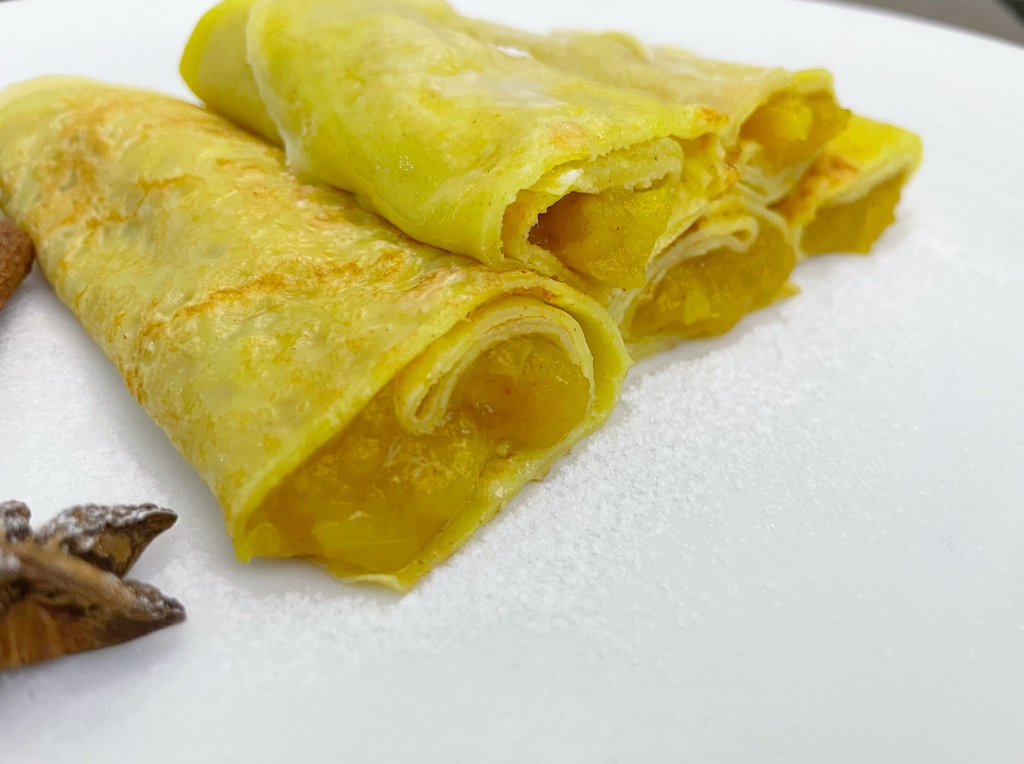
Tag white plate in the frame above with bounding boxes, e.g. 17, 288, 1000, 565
2, 1, 1023, 761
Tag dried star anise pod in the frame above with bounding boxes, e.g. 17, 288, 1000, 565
0, 501, 185, 670
35, 503, 178, 578
0, 218, 35, 313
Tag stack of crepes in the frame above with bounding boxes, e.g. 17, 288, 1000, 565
181, 0, 923, 356
0, 0, 921, 590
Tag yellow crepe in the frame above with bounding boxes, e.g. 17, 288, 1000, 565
181, 0, 732, 292
611, 192, 796, 358
774, 115, 923, 257
404, 19, 838, 349
0, 77, 630, 590
455, 26, 850, 204
617, 115, 921, 355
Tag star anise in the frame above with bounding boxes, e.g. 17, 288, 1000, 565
0, 501, 185, 670
0, 218, 34, 313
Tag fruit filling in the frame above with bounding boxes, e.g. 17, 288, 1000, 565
741, 91, 849, 171
799, 171, 906, 255
244, 334, 591, 575
628, 221, 792, 342
529, 185, 675, 288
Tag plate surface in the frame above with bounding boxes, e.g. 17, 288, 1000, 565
2, 1, 1023, 761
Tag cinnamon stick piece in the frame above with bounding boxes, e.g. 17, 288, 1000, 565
0, 218, 34, 313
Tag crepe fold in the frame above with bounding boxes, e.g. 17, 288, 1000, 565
504, 30, 922, 262
454, 26, 851, 205
181, 0, 733, 293
413, 20, 842, 349
611, 192, 796, 358
607, 115, 921, 355
774, 115, 923, 258
0, 77, 630, 590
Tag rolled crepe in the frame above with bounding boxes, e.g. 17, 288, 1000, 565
0, 77, 630, 590
454, 26, 850, 204
611, 193, 796, 358
618, 116, 920, 354
774, 115, 923, 257
376, 14, 833, 349
181, 0, 732, 292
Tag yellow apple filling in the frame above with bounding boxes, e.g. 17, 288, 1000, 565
799, 171, 907, 255
628, 221, 792, 342
243, 334, 591, 576
529, 185, 675, 288
741, 91, 849, 171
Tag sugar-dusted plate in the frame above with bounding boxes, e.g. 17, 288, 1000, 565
2, 0, 1023, 760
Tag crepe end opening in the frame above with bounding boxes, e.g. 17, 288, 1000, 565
625, 218, 794, 347
798, 171, 908, 256
528, 185, 674, 288
234, 326, 593, 582
501, 136, 708, 289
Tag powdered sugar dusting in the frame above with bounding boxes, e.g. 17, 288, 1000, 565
70, 184, 1018, 675
35, 504, 169, 549
2, 0, 1024, 758
0, 548, 20, 576
3, 179, 1024, 758
123, 580, 187, 622
0, 500, 32, 543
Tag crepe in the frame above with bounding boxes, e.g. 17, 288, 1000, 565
0, 77, 630, 590
455, 26, 850, 204
774, 115, 923, 257
445, 27, 851, 351
181, 0, 733, 292
611, 192, 796, 358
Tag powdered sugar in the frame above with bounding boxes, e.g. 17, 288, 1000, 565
2, 0, 1024, 756
0, 500, 32, 543
40, 181, 1007, 684
0, 106, 1019, 763
0, 548, 20, 576
35, 504, 170, 551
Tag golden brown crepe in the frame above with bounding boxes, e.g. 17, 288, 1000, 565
0, 77, 630, 590
181, 0, 733, 293
774, 115, 923, 257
